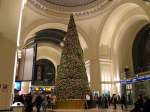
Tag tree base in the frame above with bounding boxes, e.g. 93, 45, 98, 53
55, 99, 85, 109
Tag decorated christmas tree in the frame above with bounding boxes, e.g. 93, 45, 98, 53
56, 15, 90, 100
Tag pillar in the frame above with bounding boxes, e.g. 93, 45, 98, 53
88, 44, 101, 94
90, 58, 101, 93
0, 0, 22, 110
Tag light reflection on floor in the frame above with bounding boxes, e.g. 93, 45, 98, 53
45, 106, 132, 112
33, 105, 133, 112
46, 109, 130, 112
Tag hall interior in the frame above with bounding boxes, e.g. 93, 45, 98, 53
0, 0, 150, 110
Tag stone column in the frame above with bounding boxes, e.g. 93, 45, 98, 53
90, 58, 101, 94
88, 43, 101, 94
0, 0, 22, 110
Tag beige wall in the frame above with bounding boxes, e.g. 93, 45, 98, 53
0, 37, 16, 109
0, 0, 22, 109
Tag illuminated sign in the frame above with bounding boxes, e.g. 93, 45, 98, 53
31, 86, 54, 92
120, 75, 150, 84
15, 81, 21, 91
35, 87, 39, 91
45, 87, 51, 91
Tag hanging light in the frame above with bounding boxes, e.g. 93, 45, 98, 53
60, 41, 64, 47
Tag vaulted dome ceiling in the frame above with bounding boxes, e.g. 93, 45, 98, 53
29, 0, 120, 18
44, 0, 95, 7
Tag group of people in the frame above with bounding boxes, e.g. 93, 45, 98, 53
130, 95, 150, 112
85, 93, 129, 110
13, 92, 57, 112
85, 93, 150, 112
13, 92, 150, 112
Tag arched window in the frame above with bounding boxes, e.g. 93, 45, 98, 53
33, 59, 55, 86
133, 24, 150, 73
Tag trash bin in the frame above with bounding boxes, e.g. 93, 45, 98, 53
11, 102, 24, 112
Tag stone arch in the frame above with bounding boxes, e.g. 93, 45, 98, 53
21, 20, 89, 51
98, 2, 149, 94
35, 58, 56, 85
110, 5, 149, 78
99, 2, 149, 59
37, 45, 61, 69
22, 21, 90, 60
132, 23, 150, 73
37, 56, 57, 67
112, 15, 149, 77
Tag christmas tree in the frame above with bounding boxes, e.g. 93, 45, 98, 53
56, 15, 90, 100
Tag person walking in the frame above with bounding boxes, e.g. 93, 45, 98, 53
34, 93, 43, 112
121, 94, 127, 110
143, 96, 150, 112
25, 93, 33, 112
112, 94, 117, 109
85, 93, 90, 109
41, 93, 48, 112
51, 94, 57, 110
96, 95, 101, 109
130, 95, 144, 112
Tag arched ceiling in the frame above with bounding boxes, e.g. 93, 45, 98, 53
99, 3, 149, 48
24, 29, 66, 47
37, 46, 61, 67
28, 0, 120, 18
23, 23, 88, 50
98, 2, 149, 60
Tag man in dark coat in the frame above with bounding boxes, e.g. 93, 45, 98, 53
121, 94, 127, 110
25, 93, 33, 112
35, 94, 43, 112
143, 97, 150, 112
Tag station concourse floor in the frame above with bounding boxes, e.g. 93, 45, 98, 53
38, 106, 133, 112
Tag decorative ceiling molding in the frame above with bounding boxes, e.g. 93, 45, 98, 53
44, 0, 96, 7
28, 0, 120, 19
